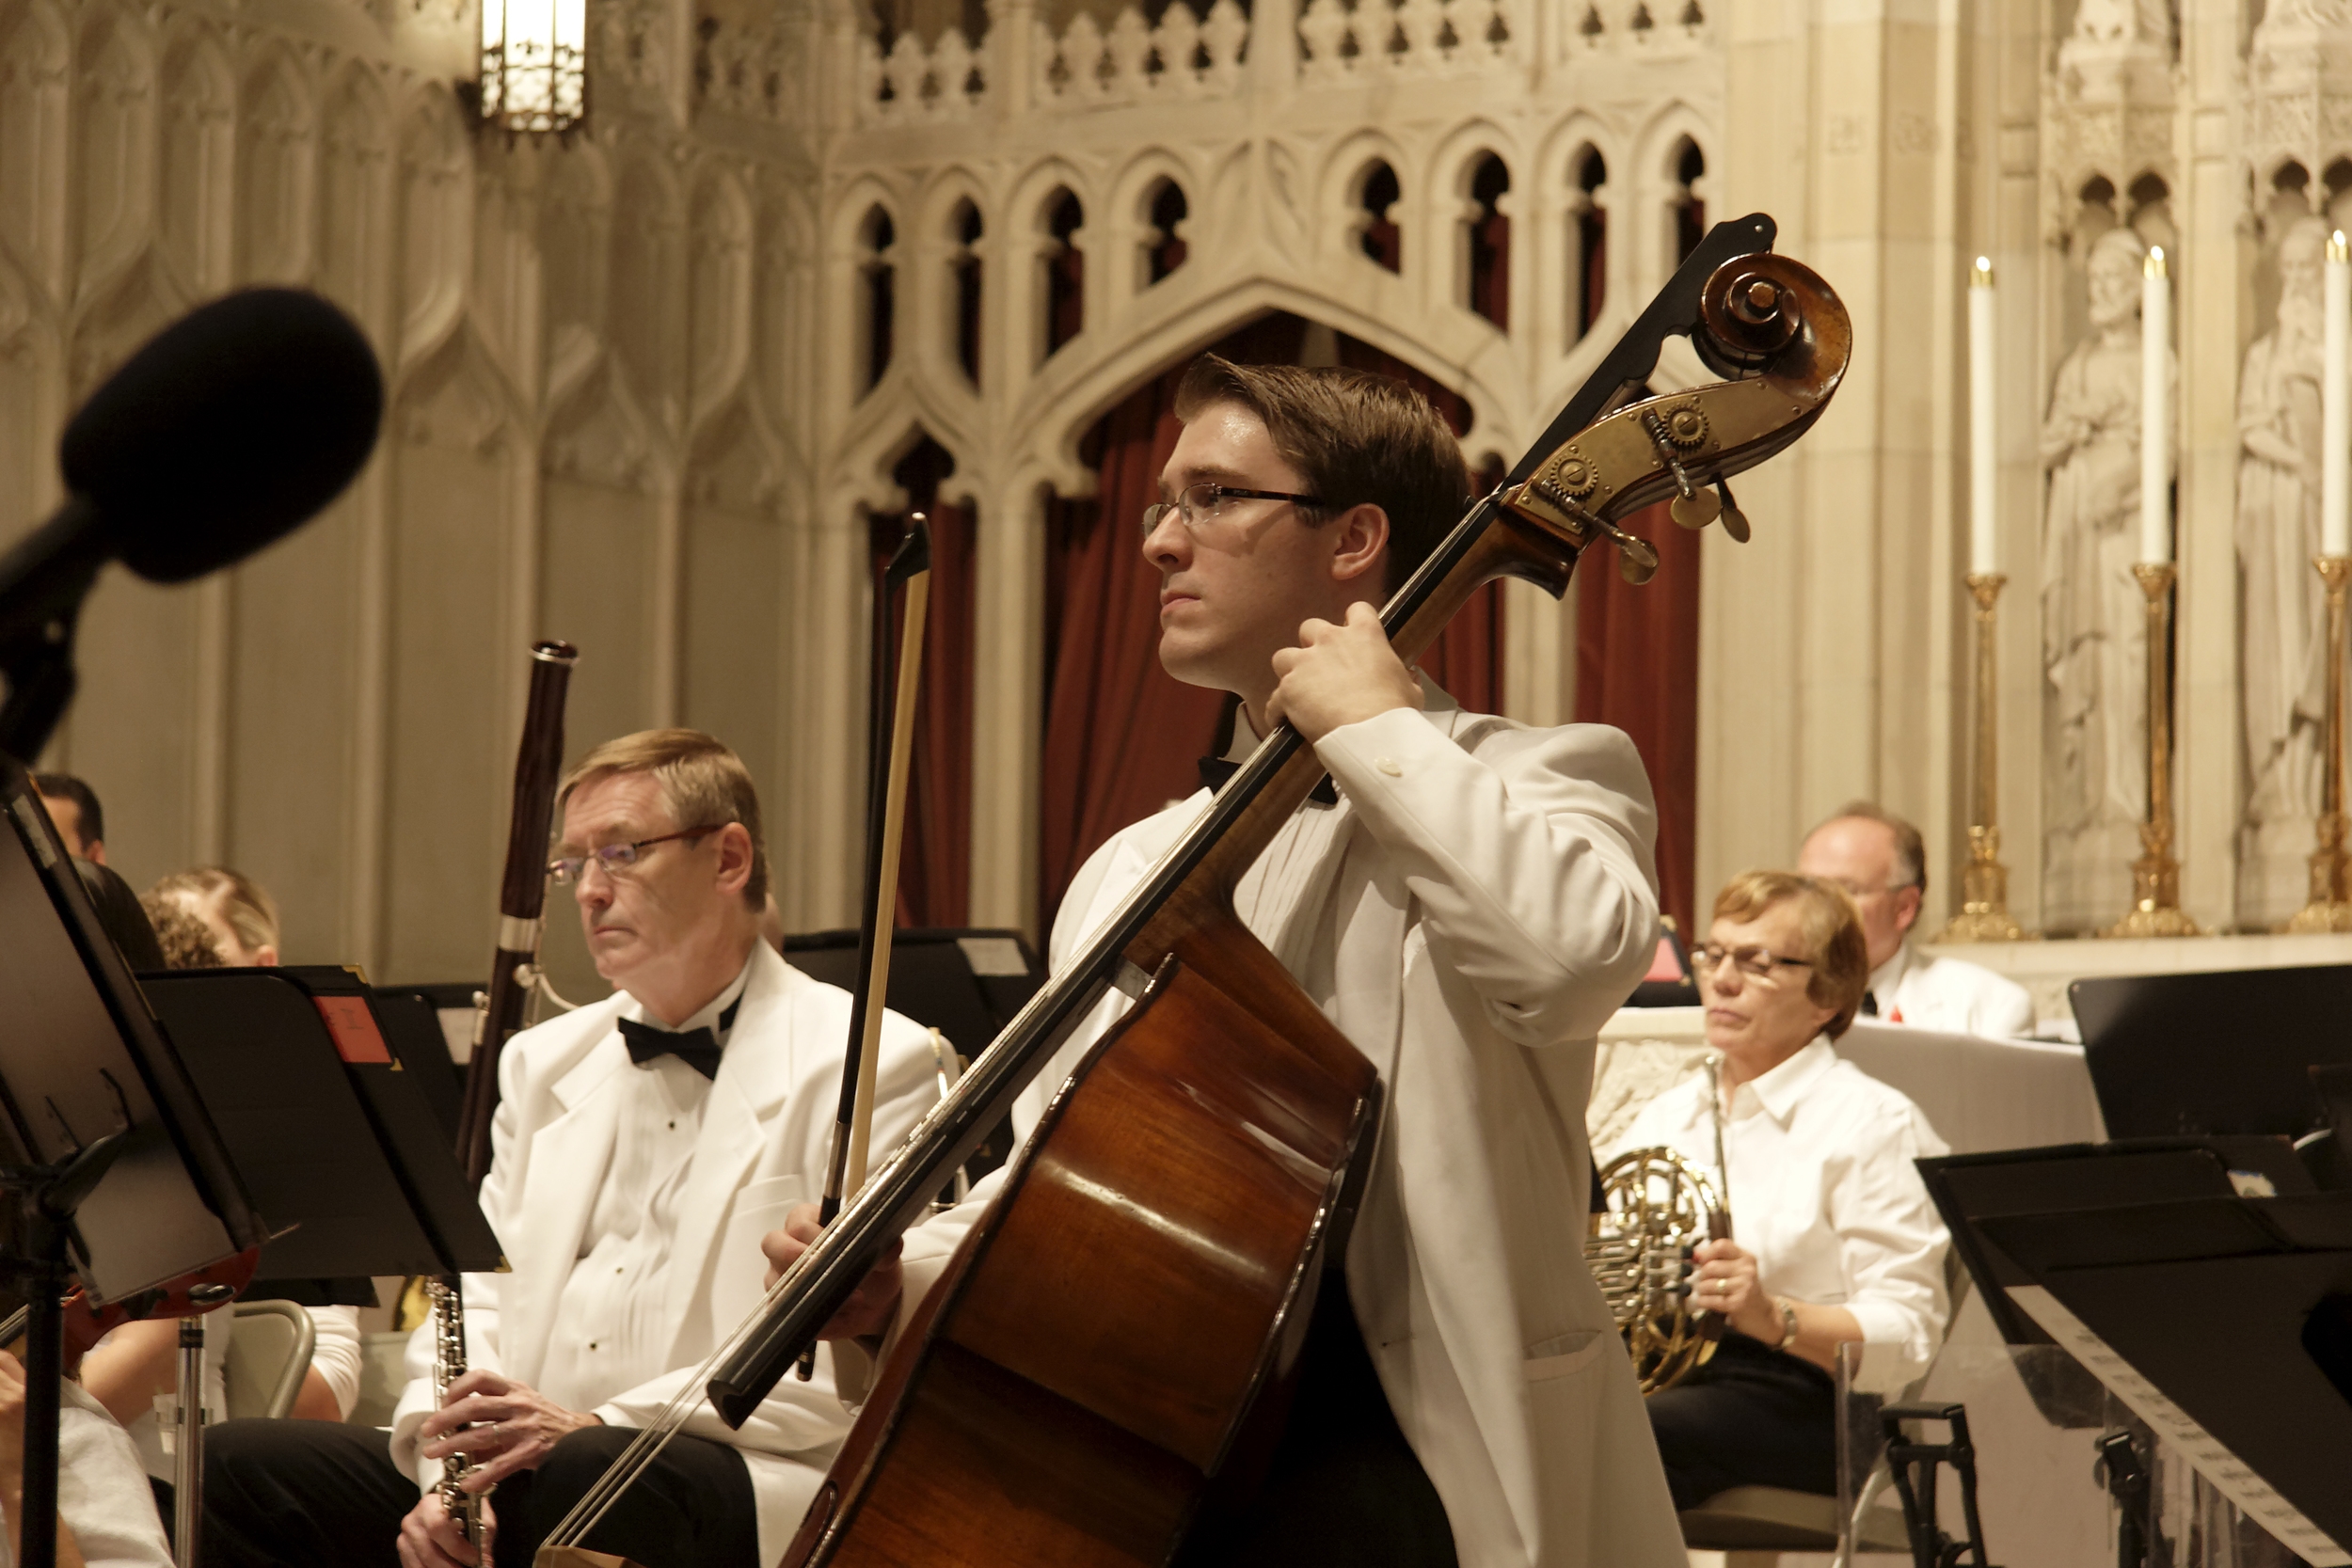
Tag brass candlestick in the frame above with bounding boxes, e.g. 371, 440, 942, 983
1938, 574, 2030, 941
2287, 554, 2352, 932
2102, 561, 2202, 937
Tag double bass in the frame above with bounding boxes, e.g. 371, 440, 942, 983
546, 217, 1852, 1568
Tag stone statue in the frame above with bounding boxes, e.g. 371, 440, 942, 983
2041, 224, 2172, 931
2236, 215, 2331, 925
2068, 0, 2170, 45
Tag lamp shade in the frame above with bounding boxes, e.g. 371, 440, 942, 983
481, 0, 587, 134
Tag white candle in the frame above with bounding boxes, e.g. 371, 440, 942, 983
1968, 256, 1997, 577
2139, 245, 2170, 565
2326, 230, 2350, 559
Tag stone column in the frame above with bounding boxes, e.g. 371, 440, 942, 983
1706, 0, 1966, 912
966, 470, 1046, 935
2174, 0, 2244, 929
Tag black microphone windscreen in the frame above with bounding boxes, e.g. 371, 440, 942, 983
59, 289, 384, 584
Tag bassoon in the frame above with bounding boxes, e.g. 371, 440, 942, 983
461, 638, 581, 1184
437, 638, 578, 1545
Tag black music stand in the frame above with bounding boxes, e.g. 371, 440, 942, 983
785, 927, 1045, 1179
140, 966, 505, 1280
2070, 965, 2352, 1139
1921, 1139, 2352, 1564
0, 756, 265, 1568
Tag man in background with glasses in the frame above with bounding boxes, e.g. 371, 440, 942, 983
1796, 800, 2034, 1037
203, 729, 940, 1568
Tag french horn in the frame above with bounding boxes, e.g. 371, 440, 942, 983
1586, 1144, 1727, 1394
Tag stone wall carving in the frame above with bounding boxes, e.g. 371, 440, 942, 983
0, 0, 826, 999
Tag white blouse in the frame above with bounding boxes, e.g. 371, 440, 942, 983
1601, 1036, 1954, 1366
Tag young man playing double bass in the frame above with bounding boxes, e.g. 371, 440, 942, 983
769, 359, 1688, 1567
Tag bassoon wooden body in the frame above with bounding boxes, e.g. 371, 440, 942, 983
440, 638, 577, 1544
460, 639, 580, 1184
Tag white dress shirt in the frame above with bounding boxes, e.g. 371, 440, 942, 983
1603, 1036, 1953, 1366
539, 959, 751, 1411
307, 1304, 363, 1419
1867, 943, 2034, 1038
0, 1382, 172, 1568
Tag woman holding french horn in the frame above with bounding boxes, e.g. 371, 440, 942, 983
1600, 871, 1953, 1511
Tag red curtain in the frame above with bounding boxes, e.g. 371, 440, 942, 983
871, 440, 975, 927
1576, 499, 1698, 938
1039, 315, 1306, 926
1470, 212, 1510, 331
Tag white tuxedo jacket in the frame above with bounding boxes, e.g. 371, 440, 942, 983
890, 691, 1687, 1568
391, 940, 937, 1564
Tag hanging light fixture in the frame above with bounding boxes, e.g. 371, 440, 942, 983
479, 0, 587, 135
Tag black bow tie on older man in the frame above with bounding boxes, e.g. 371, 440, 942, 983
618, 994, 745, 1081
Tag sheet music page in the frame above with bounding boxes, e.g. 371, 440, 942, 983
2008, 1285, 2350, 1566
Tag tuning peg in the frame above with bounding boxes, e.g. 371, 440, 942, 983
1616, 535, 1661, 584
1670, 487, 1720, 530
1716, 478, 1751, 543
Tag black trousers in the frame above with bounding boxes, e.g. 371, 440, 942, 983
1173, 1274, 1457, 1568
1645, 1334, 1839, 1512
199, 1418, 759, 1568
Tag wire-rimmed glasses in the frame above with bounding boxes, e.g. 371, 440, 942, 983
549, 826, 723, 885
1141, 482, 1326, 541
1692, 942, 1815, 982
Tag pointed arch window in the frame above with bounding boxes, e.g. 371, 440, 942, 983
1571, 147, 1607, 343
1042, 188, 1084, 359
1465, 153, 1510, 330
1143, 178, 1189, 285
1670, 139, 1705, 263
1359, 161, 1402, 272
950, 198, 982, 387
858, 205, 896, 394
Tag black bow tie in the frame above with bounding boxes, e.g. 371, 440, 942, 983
619, 995, 744, 1081
1198, 756, 1340, 807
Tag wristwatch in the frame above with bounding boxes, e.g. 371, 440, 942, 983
1772, 1296, 1800, 1352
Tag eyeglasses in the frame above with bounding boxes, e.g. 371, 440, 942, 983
1141, 483, 1326, 540
1820, 878, 1916, 902
1694, 942, 1814, 981
549, 826, 722, 885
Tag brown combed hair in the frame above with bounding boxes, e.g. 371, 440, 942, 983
1711, 869, 1871, 1037
557, 728, 770, 910
148, 867, 279, 960
1173, 356, 1471, 591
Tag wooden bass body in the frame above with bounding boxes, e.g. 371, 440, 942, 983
783, 950, 1381, 1568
